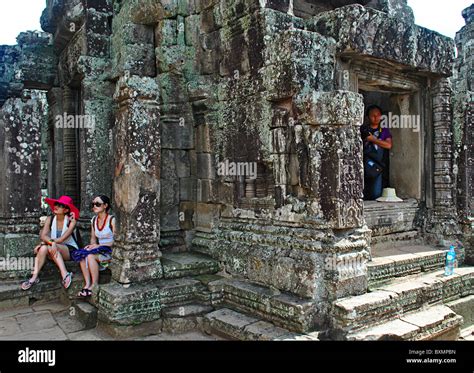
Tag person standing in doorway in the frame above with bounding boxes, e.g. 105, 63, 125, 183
361, 105, 392, 200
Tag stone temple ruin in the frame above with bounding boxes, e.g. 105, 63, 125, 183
0, 0, 472, 340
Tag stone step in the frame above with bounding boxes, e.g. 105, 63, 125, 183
73, 301, 98, 330
346, 305, 463, 341
460, 325, 474, 341
203, 307, 319, 341
0, 258, 82, 281
446, 295, 474, 327
332, 267, 474, 338
368, 248, 447, 288
0, 278, 64, 311
161, 252, 220, 279
204, 277, 319, 333
162, 302, 214, 334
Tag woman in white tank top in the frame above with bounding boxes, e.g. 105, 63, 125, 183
21, 195, 80, 291
75, 195, 114, 297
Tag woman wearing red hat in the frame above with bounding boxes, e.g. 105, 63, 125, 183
21, 196, 80, 290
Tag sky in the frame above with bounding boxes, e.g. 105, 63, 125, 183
0, 0, 472, 45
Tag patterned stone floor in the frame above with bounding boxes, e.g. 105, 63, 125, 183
0, 301, 222, 341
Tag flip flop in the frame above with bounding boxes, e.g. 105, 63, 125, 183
21, 278, 40, 291
61, 272, 73, 289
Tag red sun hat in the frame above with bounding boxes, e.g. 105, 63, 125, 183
44, 196, 80, 220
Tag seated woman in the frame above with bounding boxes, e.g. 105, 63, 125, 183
21, 196, 80, 290
74, 195, 114, 297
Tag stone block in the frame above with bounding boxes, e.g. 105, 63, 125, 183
196, 123, 212, 153
180, 178, 197, 201
197, 153, 216, 179
161, 252, 219, 279
204, 308, 259, 340
0, 234, 38, 258
306, 4, 454, 75
16, 310, 57, 333
263, 29, 337, 100
294, 91, 364, 126
195, 203, 220, 232
447, 295, 474, 326
197, 179, 218, 203
97, 282, 162, 325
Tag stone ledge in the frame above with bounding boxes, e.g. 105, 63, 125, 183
333, 267, 474, 334
368, 249, 447, 288
348, 305, 462, 341
206, 278, 319, 333
161, 251, 220, 279
203, 307, 306, 341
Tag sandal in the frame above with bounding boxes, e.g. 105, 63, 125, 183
21, 278, 40, 291
77, 288, 92, 297
61, 272, 73, 289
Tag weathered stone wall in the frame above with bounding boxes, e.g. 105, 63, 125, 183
0, 90, 48, 276
0, 0, 470, 334
40, 0, 115, 241
454, 4, 474, 263
0, 31, 54, 279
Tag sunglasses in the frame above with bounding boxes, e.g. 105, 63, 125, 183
54, 202, 67, 209
90, 202, 104, 208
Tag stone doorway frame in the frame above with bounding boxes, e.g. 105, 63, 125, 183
338, 55, 450, 242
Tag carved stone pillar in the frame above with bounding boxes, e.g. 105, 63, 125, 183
110, 74, 162, 285
294, 90, 369, 301
454, 5, 474, 263
0, 90, 47, 279
97, 74, 162, 335
428, 78, 460, 241
77, 56, 114, 242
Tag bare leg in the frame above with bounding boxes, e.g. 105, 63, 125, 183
79, 259, 91, 289
87, 255, 100, 288
48, 244, 70, 280
30, 245, 49, 281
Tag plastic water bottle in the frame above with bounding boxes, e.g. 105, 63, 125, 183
444, 245, 456, 276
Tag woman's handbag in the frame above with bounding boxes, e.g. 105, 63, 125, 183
364, 157, 384, 178
364, 144, 385, 179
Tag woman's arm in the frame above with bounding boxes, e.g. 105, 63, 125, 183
90, 223, 98, 245
40, 216, 53, 243
367, 135, 392, 150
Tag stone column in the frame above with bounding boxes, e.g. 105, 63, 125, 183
454, 4, 474, 264
0, 90, 47, 279
77, 56, 114, 242
294, 90, 369, 301
96, 74, 162, 336
110, 74, 162, 284
428, 78, 460, 241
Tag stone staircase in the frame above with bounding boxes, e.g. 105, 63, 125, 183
3, 244, 472, 341
368, 245, 448, 288
329, 266, 474, 340
0, 251, 221, 335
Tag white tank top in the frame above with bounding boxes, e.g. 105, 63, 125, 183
50, 215, 78, 249
92, 215, 114, 245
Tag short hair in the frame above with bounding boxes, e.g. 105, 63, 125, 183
366, 104, 383, 117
